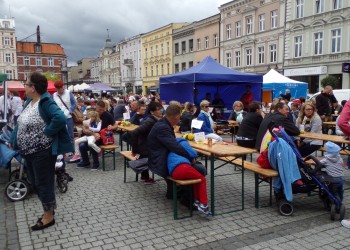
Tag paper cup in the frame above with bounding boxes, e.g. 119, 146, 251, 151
335, 111, 339, 115
300, 125, 305, 132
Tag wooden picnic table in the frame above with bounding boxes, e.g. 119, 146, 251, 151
322, 121, 336, 127
188, 140, 257, 215
299, 132, 350, 145
118, 124, 139, 132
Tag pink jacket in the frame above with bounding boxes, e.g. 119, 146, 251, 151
338, 99, 350, 135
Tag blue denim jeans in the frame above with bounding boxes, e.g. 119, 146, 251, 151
78, 141, 99, 168
66, 117, 74, 150
23, 147, 57, 212
329, 176, 344, 202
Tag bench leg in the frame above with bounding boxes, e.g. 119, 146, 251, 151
172, 182, 178, 220
112, 150, 116, 170
254, 173, 259, 208
269, 177, 273, 206
124, 158, 127, 183
102, 150, 106, 171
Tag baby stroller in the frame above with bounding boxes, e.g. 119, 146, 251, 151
268, 125, 345, 221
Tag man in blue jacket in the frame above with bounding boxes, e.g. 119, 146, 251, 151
148, 104, 192, 198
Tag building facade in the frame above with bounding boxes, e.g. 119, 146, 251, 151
67, 57, 94, 84
219, 0, 285, 74
173, 23, 195, 74
118, 34, 143, 93
284, 0, 350, 93
194, 14, 220, 64
91, 37, 121, 88
16, 26, 67, 81
141, 23, 188, 94
0, 17, 18, 80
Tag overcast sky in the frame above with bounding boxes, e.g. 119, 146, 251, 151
0, 0, 229, 65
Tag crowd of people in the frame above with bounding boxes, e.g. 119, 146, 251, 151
1, 73, 350, 229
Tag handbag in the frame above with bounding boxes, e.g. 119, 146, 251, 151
128, 158, 148, 173
57, 94, 84, 124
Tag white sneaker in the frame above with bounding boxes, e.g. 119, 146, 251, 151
341, 219, 350, 229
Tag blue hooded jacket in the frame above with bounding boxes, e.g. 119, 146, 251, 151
167, 138, 198, 175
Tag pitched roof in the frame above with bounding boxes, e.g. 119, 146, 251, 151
16, 42, 65, 55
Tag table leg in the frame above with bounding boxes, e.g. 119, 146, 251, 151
210, 155, 215, 216
241, 157, 245, 211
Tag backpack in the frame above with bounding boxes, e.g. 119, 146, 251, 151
100, 128, 115, 145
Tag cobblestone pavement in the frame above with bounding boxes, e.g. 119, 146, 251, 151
1, 136, 350, 250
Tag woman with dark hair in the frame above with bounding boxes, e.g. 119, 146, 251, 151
129, 101, 164, 183
179, 102, 195, 132
9, 72, 73, 230
236, 102, 264, 148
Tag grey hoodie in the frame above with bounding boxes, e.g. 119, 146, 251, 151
320, 154, 344, 178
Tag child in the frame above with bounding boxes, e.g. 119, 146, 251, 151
320, 141, 344, 202
70, 111, 102, 163
167, 138, 212, 217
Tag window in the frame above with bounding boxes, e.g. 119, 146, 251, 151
205, 36, 209, 49
189, 61, 193, 68
35, 44, 41, 52
161, 44, 164, 55
3, 21, 10, 28
214, 34, 218, 47
294, 36, 302, 57
259, 14, 265, 32
258, 46, 265, 64
161, 64, 164, 75
314, 32, 323, 55
48, 57, 53, 67
333, 0, 342, 9
226, 24, 232, 39
296, 0, 304, 18
181, 62, 186, 71
145, 48, 148, 59
181, 41, 186, 54
271, 10, 278, 29
235, 51, 241, 67
167, 63, 170, 74
175, 43, 179, 55
24, 56, 29, 66
189, 39, 193, 52
316, 0, 325, 13
145, 67, 148, 77
4, 37, 10, 46
331, 29, 341, 53
155, 45, 158, 56
246, 16, 253, 34
156, 65, 159, 76
151, 66, 154, 76
6, 70, 12, 80
5, 53, 11, 63
246, 48, 252, 66
226, 52, 232, 67
175, 64, 179, 73
167, 42, 170, 54
236, 21, 241, 37
197, 39, 201, 50
150, 47, 153, 57
269, 44, 277, 63
35, 57, 41, 66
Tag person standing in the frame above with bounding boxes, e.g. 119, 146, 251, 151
9, 72, 73, 230
240, 85, 254, 111
10, 91, 23, 126
280, 89, 291, 101
52, 80, 77, 148
316, 85, 335, 133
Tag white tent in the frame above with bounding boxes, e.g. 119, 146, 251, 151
263, 69, 308, 100
79, 83, 90, 90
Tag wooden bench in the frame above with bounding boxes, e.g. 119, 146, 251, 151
317, 147, 350, 156
218, 156, 278, 208
99, 144, 119, 171
119, 151, 139, 183
166, 177, 202, 220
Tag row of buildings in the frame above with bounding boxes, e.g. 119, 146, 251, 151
1, 0, 350, 94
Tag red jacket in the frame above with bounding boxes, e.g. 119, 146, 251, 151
240, 92, 254, 109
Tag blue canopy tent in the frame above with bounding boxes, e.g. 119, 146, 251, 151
263, 69, 308, 102
159, 56, 263, 109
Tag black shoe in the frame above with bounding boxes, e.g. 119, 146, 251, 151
31, 218, 55, 231
65, 173, 73, 182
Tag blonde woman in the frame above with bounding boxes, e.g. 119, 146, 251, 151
70, 111, 102, 162
295, 103, 322, 157
228, 101, 246, 123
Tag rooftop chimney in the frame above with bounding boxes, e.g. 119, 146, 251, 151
36, 25, 40, 43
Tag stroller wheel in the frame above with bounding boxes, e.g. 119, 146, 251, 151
5, 180, 29, 202
330, 204, 336, 221
278, 200, 294, 216
57, 176, 68, 193
339, 205, 345, 221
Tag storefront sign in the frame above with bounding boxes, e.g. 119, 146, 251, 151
284, 66, 327, 76
342, 63, 350, 73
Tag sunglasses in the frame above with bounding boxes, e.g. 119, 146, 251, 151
203, 106, 209, 108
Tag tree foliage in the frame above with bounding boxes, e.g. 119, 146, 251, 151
43, 71, 60, 81
321, 75, 338, 88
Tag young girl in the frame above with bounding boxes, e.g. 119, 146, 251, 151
70, 111, 101, 162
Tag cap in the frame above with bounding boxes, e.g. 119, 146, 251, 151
325, 141, 341, 154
